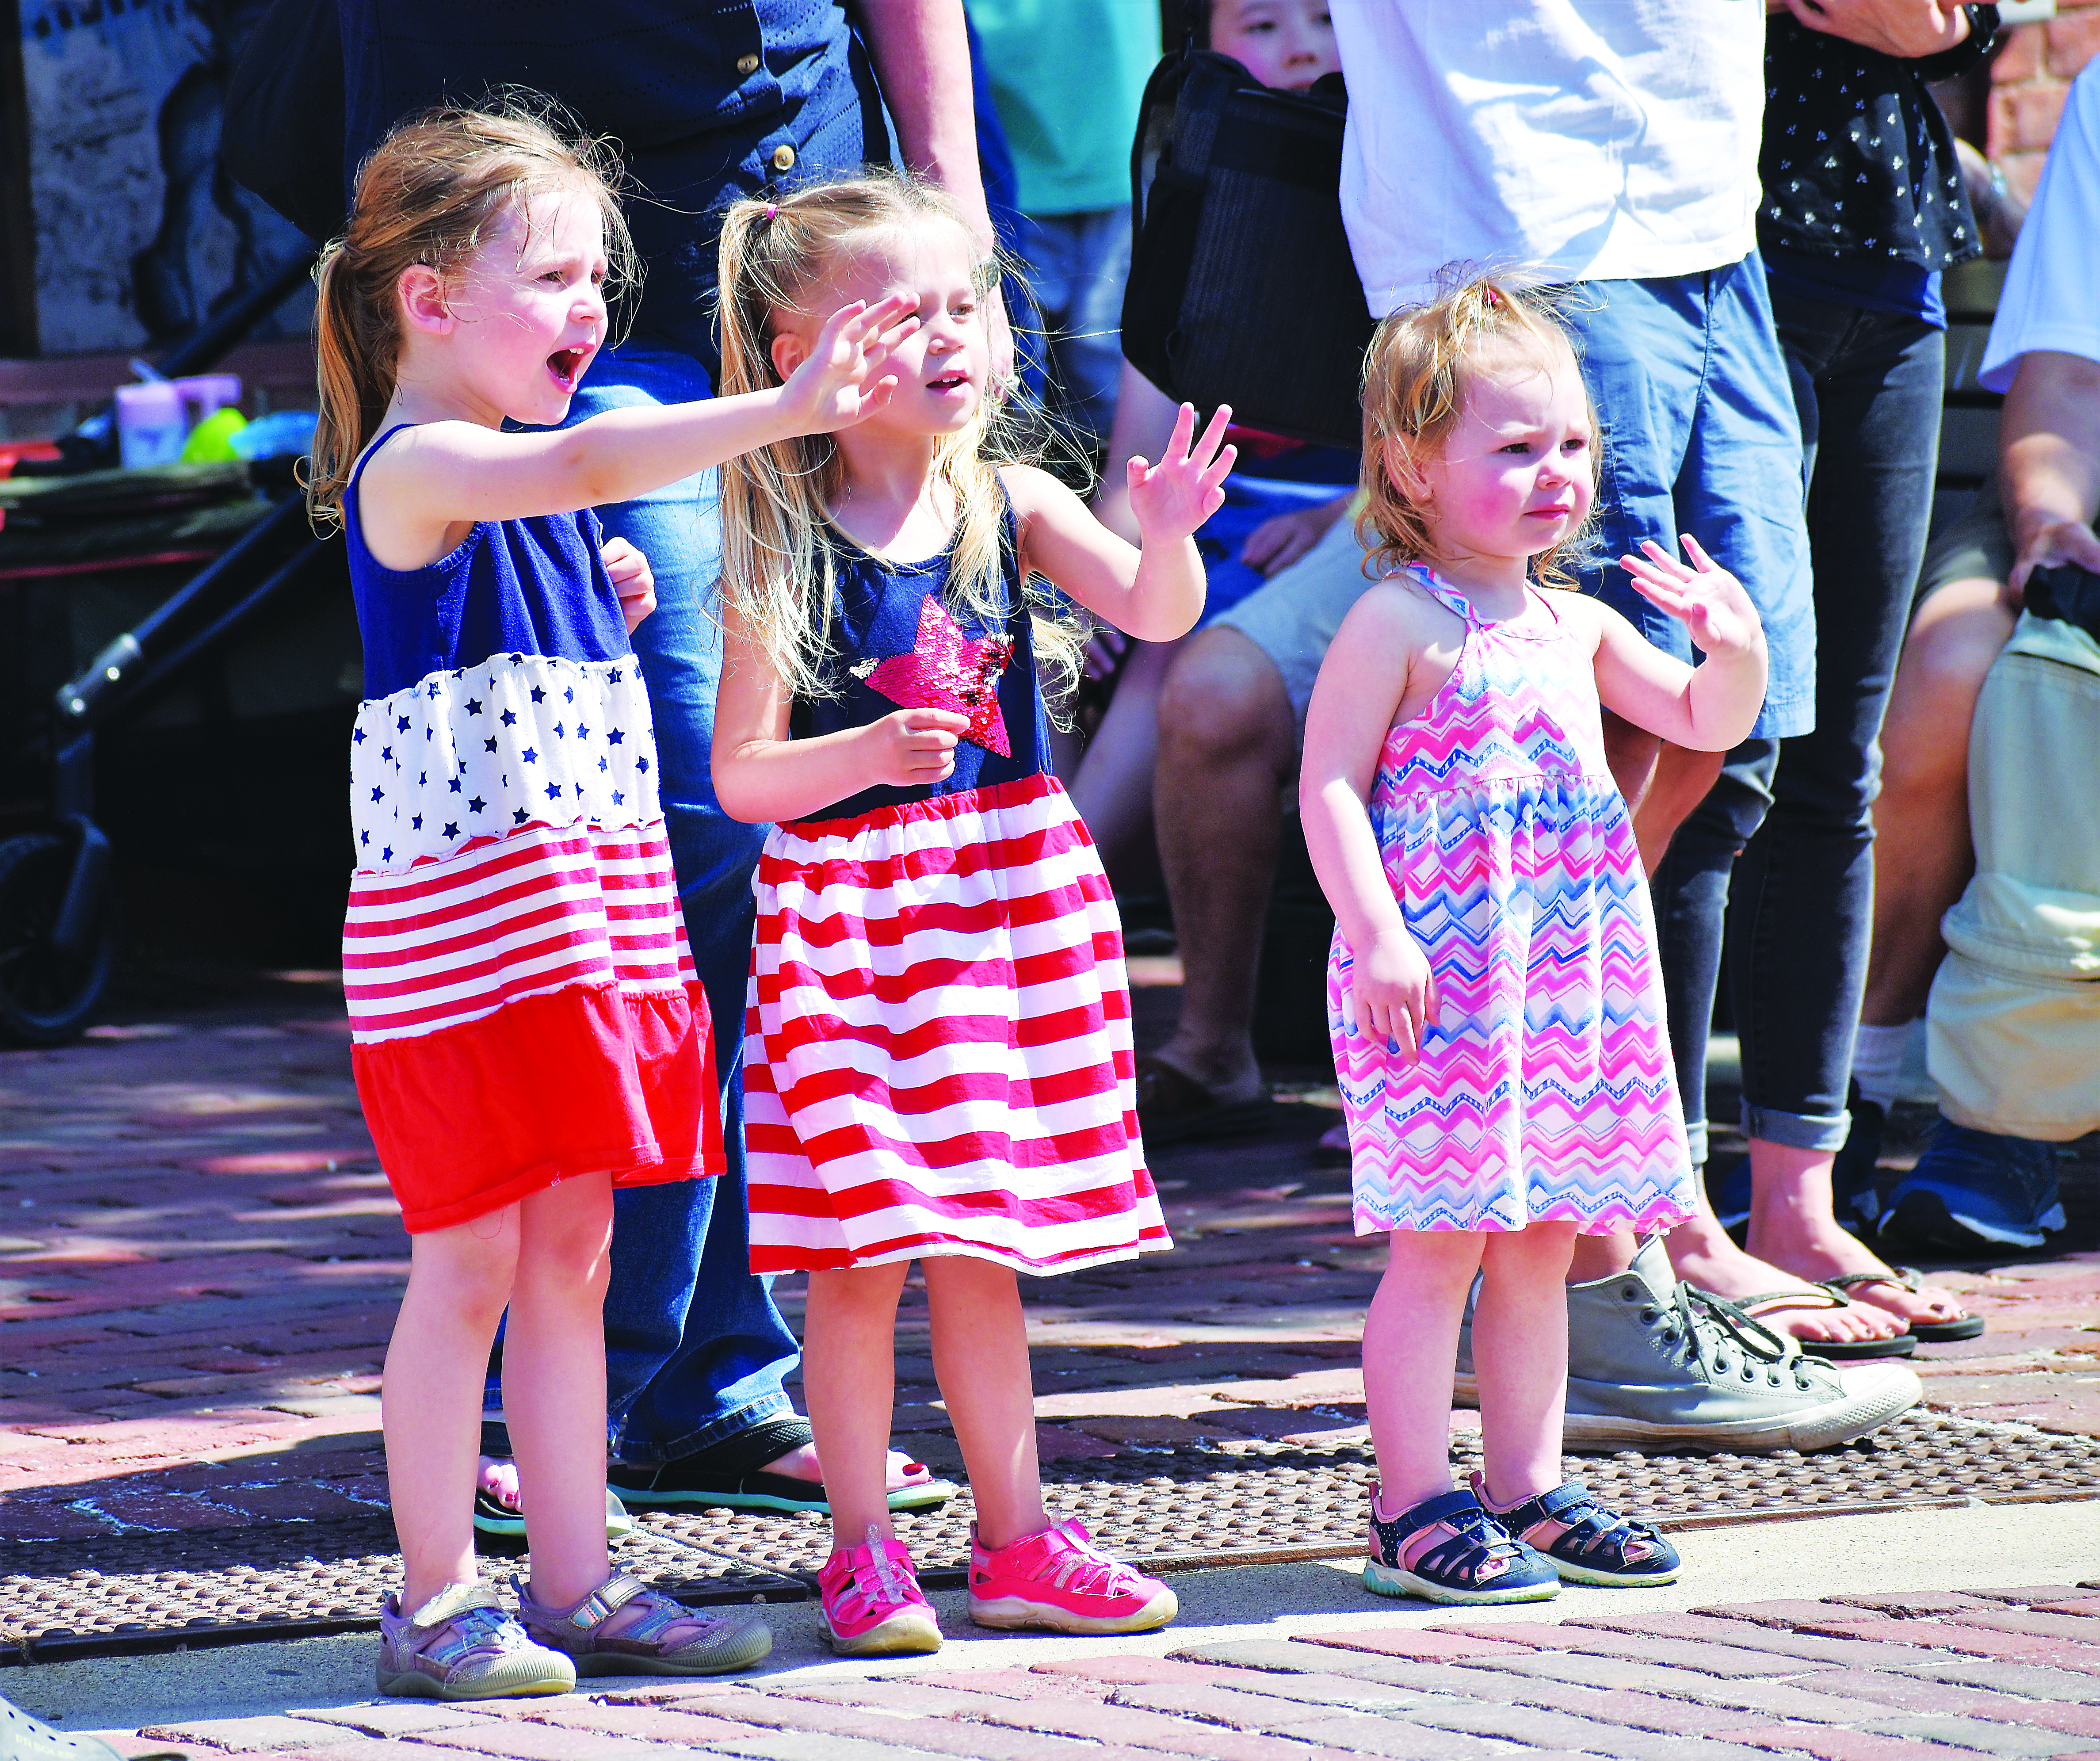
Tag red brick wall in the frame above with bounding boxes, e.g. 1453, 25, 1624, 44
1990, 0, 2100, 198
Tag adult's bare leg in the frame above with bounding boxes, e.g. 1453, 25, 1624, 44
1149, 626, 1298, 1103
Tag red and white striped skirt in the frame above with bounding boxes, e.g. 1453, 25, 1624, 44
344, 821, 720, 1233
744, 772, 1169, 1274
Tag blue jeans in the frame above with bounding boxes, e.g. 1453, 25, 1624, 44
568, 343, 797, 1463
1565, 256, 1817, 742
1652, 297, 1945, 1163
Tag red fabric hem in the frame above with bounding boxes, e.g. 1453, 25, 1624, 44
355, 980, 722, 1234
750, 1225, 1173, 1277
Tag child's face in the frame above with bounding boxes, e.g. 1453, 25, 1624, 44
406, 181, 609, 428
1401, 338, 1595, 571
775, 220, 987, 440
1209, 0, 1338, 91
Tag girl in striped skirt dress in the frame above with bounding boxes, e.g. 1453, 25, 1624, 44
710, 173, 1233, 1656
1300, 274, 1770, 1607
314, 104, 920, 1700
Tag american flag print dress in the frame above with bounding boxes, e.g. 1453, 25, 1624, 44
340, 429, 720, 1234
1328, 567, 1696, 1237
744, 502, 1169, 1275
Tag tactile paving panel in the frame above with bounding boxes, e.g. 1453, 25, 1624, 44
4, 1410, 2095, 1661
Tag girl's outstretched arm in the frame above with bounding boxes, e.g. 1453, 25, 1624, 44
1298, 584, 1439, 1064
1580, 535, 1770, 752
712, 602, 971, 825
1001, 402, 1235, 642
360, 296, 920, 542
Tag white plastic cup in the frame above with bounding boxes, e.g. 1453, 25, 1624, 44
116, 381, 189, 469
176, 373, 242, 421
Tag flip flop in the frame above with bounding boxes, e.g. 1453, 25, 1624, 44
607, 1414, 956, 1515
473, 1485, 634, 1545
1820, 1268, 1985, 1343
1722, 1287, 1917, 1359
1134, 1055, 1275, 1147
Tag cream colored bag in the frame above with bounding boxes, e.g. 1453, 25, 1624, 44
1928, 611, 2100, 1139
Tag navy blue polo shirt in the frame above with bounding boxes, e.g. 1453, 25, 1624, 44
338, 2, 889, 369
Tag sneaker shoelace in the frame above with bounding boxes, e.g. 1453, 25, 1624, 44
1669, 1283, 1816, 1390
858, 1525, 916, 1613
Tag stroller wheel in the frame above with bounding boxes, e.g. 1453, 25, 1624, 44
0, 831, 118, 1045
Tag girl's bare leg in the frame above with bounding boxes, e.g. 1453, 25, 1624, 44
922, 1257, 1049, 1550
384, 1207, 521, 1613
1362, 1230, 1485, 1513
1473, 1222, 1578, 1506
804, 1262, 911, 1553
506, 1172, 617, 1610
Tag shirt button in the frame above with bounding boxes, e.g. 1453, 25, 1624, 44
771, 143, 797, 172
737, 53, 759, 75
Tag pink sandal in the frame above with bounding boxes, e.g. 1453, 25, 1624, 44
817, 1525, 942, 1656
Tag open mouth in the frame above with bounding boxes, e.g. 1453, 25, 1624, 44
546, 346, 591, 391
927, 372, 970, 394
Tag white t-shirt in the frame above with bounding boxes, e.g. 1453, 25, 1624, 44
1980, 61, 2100, 392
1333, 1, 1767, 316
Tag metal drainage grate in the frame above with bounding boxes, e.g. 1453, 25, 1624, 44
3, 1411, 2094, 1663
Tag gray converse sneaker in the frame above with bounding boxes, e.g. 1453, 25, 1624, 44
1455, 1238, 1921, 1452
377, 1581, 575, 1700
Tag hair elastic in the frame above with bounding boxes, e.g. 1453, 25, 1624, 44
763, 202, 778, 219
1483, 284, 1499, 308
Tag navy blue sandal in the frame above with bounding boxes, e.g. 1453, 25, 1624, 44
1363, 1485, 1559, 1605
1479, 1475, 1679, 1587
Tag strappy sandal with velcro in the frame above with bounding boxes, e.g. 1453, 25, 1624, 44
1819, 1268, 1984, 1343
1363, 1485, 1559, 1605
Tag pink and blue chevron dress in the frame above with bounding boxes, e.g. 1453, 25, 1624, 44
1327, 566, 1695, 1237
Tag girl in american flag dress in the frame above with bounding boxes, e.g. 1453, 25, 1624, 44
709, 173, 1232, 1657
314, 104, 917, 1700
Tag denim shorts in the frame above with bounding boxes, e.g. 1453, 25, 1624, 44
1563, 257, 1816, 741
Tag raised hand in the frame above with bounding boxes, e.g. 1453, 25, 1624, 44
865, 707, 972, 789
1127, 402, 1237, 546
783, 293, 922, 433
1619, 535, 1765, 658
599, 535, 656, 632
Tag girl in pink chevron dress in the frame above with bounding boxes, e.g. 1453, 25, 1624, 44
1301, 273, 1770, 1608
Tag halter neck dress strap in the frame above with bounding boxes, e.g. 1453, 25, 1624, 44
1406, 562, 1485, 628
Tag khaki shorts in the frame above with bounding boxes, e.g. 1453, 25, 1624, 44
1210, 513, 1379, 739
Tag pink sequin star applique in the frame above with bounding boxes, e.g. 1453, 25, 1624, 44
858, 593, 1015, 756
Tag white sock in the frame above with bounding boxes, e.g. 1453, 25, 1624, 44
1852, 1021, 1911, 1110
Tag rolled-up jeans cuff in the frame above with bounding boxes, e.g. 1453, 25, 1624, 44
1684, 1119, 1710, 1169
615, 1392, 797, 1469
1739, 1101, 1851, 1154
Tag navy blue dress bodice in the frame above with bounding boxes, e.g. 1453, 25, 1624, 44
345, 428, 633, 699
790, 505, 1052, 823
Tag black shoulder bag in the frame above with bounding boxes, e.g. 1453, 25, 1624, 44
1118, 28, 1374, 451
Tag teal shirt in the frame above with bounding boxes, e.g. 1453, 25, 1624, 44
968, 0, 1160, 215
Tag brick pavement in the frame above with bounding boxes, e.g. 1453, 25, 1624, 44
68, 1582, 2100, 1759
4, 974, 2097, 1555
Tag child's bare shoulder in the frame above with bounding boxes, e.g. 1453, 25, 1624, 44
1340, 569, 1465, 646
